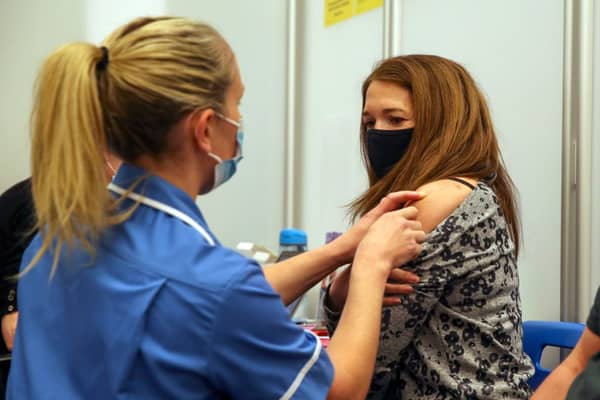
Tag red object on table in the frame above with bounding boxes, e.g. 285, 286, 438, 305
305, 326, 329, 348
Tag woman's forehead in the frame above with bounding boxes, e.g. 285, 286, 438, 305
364, 81, 412, 111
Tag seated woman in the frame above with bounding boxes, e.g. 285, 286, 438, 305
324, 54, 534, 399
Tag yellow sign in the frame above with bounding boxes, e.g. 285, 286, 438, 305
324, 0, 353, 26
325, 0, 383, 27
355, 0, 383, 15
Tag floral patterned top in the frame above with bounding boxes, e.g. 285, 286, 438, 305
324, 181, 534, 399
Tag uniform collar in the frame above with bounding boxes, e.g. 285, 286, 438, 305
111, 163, 210, 229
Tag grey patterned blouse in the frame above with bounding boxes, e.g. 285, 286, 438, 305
324, 182, 534, 399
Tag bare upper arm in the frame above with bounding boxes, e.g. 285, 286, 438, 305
409, 178, 477, 234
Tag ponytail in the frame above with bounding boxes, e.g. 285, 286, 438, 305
26, 43, 110, 276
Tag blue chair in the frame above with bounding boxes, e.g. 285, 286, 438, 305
522, 320, 585, 390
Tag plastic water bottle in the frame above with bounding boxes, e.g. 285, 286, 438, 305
276, 228, 308, 319
278, 228, 308, 260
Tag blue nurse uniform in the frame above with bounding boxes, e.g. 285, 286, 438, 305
7, 164, 333, 399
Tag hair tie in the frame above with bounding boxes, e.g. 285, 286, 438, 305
97, 46, 109, 71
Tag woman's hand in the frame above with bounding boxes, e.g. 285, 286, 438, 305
327, 265, 420, 311
328, 191, 425, 265
383, 268, 419, 306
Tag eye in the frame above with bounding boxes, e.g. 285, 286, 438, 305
388, 116, 405, 125
363, 119, 375, 129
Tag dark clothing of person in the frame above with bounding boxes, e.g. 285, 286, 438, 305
585, 286, 600, 337
0, 178, 36, 397
566, 287, 600, 400
0, 178, 35, 325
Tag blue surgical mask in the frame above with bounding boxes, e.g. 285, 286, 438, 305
206, 112, 244, 191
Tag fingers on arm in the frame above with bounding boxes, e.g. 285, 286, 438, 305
371, 191, 424, 217
395, 206, 418, 221
382, 191, 426, 208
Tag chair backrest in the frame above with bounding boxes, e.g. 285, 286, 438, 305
522, 320, 585, 390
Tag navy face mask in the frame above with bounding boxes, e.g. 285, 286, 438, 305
366, 128, 413, 179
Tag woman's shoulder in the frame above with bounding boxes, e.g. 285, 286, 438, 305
410, 178, 478, 233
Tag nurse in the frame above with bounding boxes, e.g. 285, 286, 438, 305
8, 17, 425, 399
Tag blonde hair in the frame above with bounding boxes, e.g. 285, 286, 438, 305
350, 55, 521, 255
28, 17, 235, 275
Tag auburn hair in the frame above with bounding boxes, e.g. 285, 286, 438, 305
349, 55, 521, 255
27, 17, 234, 274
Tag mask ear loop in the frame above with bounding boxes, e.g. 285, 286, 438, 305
106, 160, 117, 177
215, 112, 242, 128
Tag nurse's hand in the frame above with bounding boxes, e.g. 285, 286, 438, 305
354, 205, 424, 271
329, 191, 425, 265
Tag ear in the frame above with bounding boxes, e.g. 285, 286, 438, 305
190, 109, 216, 153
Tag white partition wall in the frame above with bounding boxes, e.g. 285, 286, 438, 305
296, 2, 382, 247
85, 0, 166, 42
0, 0, 86, 190
590, 0, 600, 311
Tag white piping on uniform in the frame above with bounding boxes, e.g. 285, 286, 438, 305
108, 182, 215, 246
279, 331, 323, 400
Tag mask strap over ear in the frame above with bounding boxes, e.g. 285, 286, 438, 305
207, 152, 223, 163
106, 160, 117, 175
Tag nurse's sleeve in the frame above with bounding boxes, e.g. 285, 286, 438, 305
207, 263, 334, 399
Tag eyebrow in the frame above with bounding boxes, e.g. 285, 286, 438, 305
362, 107, 407, 117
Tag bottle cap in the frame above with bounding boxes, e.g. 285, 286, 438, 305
279, 228, 307, 245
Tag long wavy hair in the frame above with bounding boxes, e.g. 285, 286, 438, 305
349, 55, 521, 255
27, 17, 235, 274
